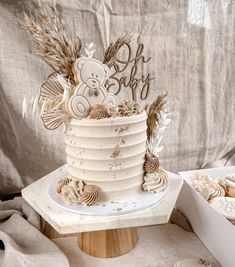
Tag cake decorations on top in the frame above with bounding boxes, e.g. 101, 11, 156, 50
118, 100, 141, 117
104, 39, 154, 101
89, 104, 110, 119
39, 73, 71, 130
21, 4, 151, 128
67, 57, 118, 119
146, 94, 171, 156
142, 94, 171, 193
89, 100, 142, 119
89, 104, 119, 119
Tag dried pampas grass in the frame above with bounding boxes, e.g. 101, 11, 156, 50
103, 33, 136, 68
20, 1, 81, 84
146, 109, 171, 156
146, 94, 167, 141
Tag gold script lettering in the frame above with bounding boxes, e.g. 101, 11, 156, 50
105, 43, 154, 101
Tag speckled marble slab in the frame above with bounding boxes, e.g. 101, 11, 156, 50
22, 164, 182, 234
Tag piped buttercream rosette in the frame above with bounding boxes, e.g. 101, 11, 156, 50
144, 153, 160, 173
89, 104, 119, 119
142, 169, 168, 193
56, 178, 101, 206
81, 184, 101, 206
56, 177, 72, 193
61, 185, 82, 204
118, 100, 141, 117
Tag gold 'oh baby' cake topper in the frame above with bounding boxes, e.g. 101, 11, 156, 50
104, 41, 154, 101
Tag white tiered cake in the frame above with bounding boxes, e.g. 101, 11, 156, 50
65, 112, 147, 201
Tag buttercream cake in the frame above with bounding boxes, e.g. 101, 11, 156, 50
65, 111, 147, 201
22, 10, 171, 207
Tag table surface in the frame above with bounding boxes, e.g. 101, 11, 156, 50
22, 164, 183, 234
53, 224, 220, 267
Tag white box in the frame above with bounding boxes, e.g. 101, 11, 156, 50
176, 166, 235, 267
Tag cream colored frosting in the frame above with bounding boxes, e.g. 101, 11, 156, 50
81, 184, 101, 206
144, 153, 160, 173
64, 111, 147, 201
118, 100, 141, 116
61, 185, 82, 204
56, 178, 71, 193
58, 178, 101, 205
225, 174, 235, 188
142, 169, 168, 193
89, 104, 119, 119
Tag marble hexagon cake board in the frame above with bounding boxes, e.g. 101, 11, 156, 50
21, 164, 182, 234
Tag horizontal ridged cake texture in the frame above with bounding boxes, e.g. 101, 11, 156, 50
64, 111, 147, 201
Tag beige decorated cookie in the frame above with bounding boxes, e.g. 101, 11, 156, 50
191, 172, 225, 201
225, 174, 235, 189
227, 187, 235, 198
208, 184, 225, 200
174, 258, 212, 267
68, 57, 118, 119
210, 197, 235, 220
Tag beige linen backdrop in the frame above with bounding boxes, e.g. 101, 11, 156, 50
0, 0, 234, 194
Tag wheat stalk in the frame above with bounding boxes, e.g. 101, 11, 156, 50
20, 2, 81, 84
146, 94, 167, 141
146, 109, 172, 156
103, 33, 136, 68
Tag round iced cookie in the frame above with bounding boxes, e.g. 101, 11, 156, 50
225, 173, 235, 188
210, 196, 235, 220
174, 258, 212, 267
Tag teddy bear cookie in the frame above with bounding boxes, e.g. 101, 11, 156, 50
67, 57, 118, 119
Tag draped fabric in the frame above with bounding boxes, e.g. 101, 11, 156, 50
0, 0, 234, 194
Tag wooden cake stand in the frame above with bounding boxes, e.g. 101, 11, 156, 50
22, 164, 182, 258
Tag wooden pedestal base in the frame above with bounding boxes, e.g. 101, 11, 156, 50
77, 227, 139, 258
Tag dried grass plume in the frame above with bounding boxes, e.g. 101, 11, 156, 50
19, 1, 81, 84
146, 94, 167, 141
103, 33, 136, 68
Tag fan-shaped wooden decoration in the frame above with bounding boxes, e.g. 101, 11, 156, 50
39, 73, 68, 130
41, 109, 67, 130
39, 73, 64, 103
